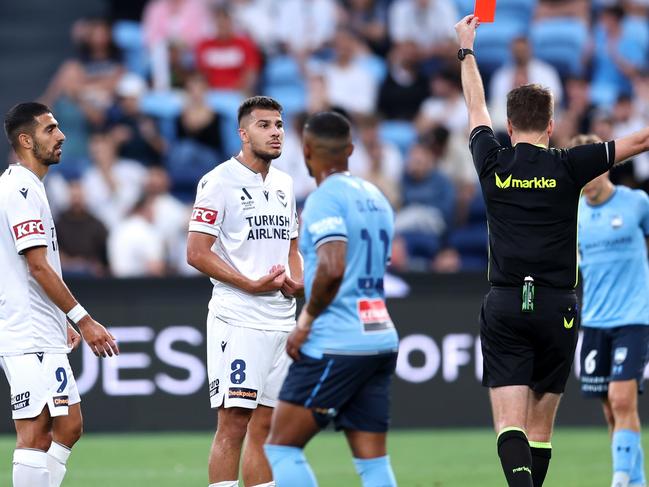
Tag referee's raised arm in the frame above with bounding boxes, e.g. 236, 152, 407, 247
455, 15, 491, 131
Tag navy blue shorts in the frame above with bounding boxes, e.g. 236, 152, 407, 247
580, 325, 649, 397
279, 352, 397, 432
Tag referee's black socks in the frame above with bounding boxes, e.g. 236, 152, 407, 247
529, 441, 552, 487
497, 428, 533, 487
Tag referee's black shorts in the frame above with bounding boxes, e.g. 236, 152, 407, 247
480, 286, 579, 394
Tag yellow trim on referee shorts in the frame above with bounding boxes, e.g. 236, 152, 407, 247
497, 427, 527, 439
529, 441, 552, 449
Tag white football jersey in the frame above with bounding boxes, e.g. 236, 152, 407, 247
0, 164, 68, 355
189, 158, 299, 330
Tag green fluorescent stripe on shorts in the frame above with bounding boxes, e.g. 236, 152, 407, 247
529, 441, 552, 449
497, 427, 527, 439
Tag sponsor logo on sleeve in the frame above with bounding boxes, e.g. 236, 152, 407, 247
357, 298, 394, 333
11, 391, 30, 411
19, 188, 28, 199
191, 207, 218, 225
53, 395, 69, 407
228, 387, 258, 401
12, 220, 45, 240
308, 216, 343, 235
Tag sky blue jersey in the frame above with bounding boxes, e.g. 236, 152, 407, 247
578, 186, 649, 328
299, 173, 399, 358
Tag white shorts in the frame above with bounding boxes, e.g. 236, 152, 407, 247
0, 353, 80, 420
207, 314, 292, 409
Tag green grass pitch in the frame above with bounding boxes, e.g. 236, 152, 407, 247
0, 428, 634, 486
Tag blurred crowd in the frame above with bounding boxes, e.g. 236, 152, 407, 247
27, 0, 649, 277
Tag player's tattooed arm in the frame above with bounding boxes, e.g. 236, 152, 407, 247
287, 240, 346, 360
23, 246, 119, 358
187, 231, 286, 293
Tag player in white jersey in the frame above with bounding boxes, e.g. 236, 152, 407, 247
1, 103, 119, 487
187, 96, 303, 487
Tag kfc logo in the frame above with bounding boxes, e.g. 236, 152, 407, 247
191, 207, 217, 225
13, 220, 45, 240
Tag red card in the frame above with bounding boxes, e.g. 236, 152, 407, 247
474, 0, 496, 22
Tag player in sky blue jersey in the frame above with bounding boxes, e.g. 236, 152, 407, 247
575, 134, 649, 487
264, 112, 399, 487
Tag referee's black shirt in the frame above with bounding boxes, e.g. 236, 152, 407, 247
470, 126, 616, 289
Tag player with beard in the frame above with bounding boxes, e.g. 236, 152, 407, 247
187, 96, 303, 487
0, 102, 119, 487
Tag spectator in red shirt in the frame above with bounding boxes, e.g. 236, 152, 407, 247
195, 6, 261, 95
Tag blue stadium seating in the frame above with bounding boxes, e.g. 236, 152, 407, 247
379, 120, 417, 157
530, 17, 589, 79
262, 55, 306, 115
112, 21, 149, 77
473, 20, 525, 77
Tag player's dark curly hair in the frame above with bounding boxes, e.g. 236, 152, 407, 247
4, 102, 52, 149
506, 84, 553, 133
237, 96, 283, 125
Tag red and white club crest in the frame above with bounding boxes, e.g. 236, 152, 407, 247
191, 207, 218, 225
12, 220, 45, 240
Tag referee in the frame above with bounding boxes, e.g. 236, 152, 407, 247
456, 15, 649, 487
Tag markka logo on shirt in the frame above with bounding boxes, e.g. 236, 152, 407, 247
191, 207, 218, 225
12, 219, 45, 240
495, 173, 557, 189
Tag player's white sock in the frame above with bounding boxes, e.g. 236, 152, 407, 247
13, 449, 50, 487
613, 471, 631, 487
250, 482, 275, 487
47, 441, 71, 487
208, 482, 239, 487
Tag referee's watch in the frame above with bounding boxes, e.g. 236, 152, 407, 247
458, 48, 475, 61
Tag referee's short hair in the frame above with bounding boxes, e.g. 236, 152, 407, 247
506, 84, 553, 133
237, 96, 282, 125
4, 102, 52, 149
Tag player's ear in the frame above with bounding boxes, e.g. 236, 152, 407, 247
17, 133, 33, 150
547, 119, 555, 138
302, 138, 312, 161
345, 142, 354, 158
238, 127, 248, 145
506, 119, 514, 137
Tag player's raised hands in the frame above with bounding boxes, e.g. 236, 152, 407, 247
77, 316, 120, 358
249, 265, 286, 293
455, 14, 480, 49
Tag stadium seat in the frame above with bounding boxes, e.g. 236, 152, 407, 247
265, 55, 303, 87
265, 85, 306, 115
263, 56, 307, 115
473, 21, 524, 78
140, 91, 183, 141
530, 17, 589, 79
140, 91, 183, 119
205, 90, 245, 116
112, 21, 149, 77
378, 120, 417, 157
358, 54, 387, 85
